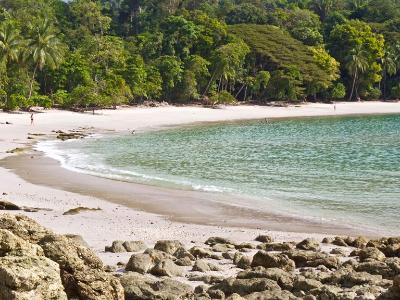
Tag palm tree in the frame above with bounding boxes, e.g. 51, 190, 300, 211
0, 22, 21, 68
346, 45, 368, 101
309, 0, 335, 20
381, 47, 398, 98
25, 19, 62, 99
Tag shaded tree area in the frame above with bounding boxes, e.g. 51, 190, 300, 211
0, 0, 399, 111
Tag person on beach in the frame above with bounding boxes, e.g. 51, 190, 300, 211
30, 113, 34, 126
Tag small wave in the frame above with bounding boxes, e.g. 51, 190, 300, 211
35, 140, 231, 194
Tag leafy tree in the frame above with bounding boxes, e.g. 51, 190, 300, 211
25, 19, 63, 98
285, 8, 323, 45
346, 45, 369, 100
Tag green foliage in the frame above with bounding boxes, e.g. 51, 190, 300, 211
31, 95, 51, 108
6, 94, 32, 110
391, 84, 400, 98
0, 0, 398, 107
210, 90, 237, 105
330, 83, 346, 99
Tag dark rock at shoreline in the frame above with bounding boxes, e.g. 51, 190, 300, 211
63, 206, 101, 215
0, 200, 21, 210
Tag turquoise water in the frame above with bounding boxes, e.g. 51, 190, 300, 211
38, 114, 400, 234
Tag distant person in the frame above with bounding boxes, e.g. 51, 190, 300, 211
30, 113, 34, 126
334, 103, 336, 111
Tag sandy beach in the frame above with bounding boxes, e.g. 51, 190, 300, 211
1, 101, 400, 265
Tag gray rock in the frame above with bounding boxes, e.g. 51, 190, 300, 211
358, 247, 386, 262
237, 267, 294, 290
293, 276, 323, 292
244, 290, 298, 300
223, 251, 236, 260
213, 243, 235, 252
237, 255, 252, 269
150, 259, 183, 277
105, 240, 126, 253
123, 241, 147, 252
0, 255, 68, 300
209, 277, 281, 297
126, 253, 154, 274
206, 237, 235, 246
120, 272, 194, 299
192, 259, 221, 272
174, 247, 195, 260
144, 248, 174, 263
154, 240, 183, 255
255, 235, 274, 243
251, 251, 295, 272
296, 238, 320, 251
175, 257, 193, 266
257, 242, 295, 252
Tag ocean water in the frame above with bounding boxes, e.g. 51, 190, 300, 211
37, 114, 400, 234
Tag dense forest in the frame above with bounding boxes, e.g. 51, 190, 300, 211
0, 0, 399, 111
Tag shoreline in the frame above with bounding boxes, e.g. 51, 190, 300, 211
1, 102, 400, 262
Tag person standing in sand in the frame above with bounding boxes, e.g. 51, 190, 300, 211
30, 113, 34, 126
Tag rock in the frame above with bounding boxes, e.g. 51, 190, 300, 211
331, 236, 348, 247
0, 214, 51, 243
237, 255, 252, 269
251, 251, 295, 272
236, 243, 256, 250
255, 235, 274, 243
296, 238, 320, 251
358, 247, 386, 262
226, 293, 246, 300
0, 255, 68, 300
331, 248, 347, 256
205, 236, 235, 246
213, 243, 235, 252
209, 277, 281, 297
237, 267, 294, 290
324, 270, 390, 288
322, 237, 334, 244
0, 229, 43, 257
284, 250, 338, 269
190, 246, 214, 259
192, 259, 221, 272
0, 200, 21, 210
39, 234, 124, 300
188, 274, 224, 284
175, 257, 193, 266
223, 251, 236, 260
63, 206, 101, 215
154, 240, 183, 255
173, 247, 195, 261
351, 236, 369, 249
293, 276, 323, 292
120, 272, 194, 299
105, 240, 126, 253
65, 234, 89, 248
234, 252, 245, 265
144, 248, 174, 263
208, 289, 225, 299
123, 241, 147, 252
245, 290, 297, 300
150, 259, 183, 277
125, 253, 154, 274
257, 242, 295, 252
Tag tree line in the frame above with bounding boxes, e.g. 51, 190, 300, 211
0, 0, 399, 111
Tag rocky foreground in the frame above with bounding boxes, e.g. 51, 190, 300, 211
0, 214, 400, 300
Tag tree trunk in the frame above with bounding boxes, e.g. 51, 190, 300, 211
348, 68, 357, 101
28, 63, 39, 99
203, 72, 215, 96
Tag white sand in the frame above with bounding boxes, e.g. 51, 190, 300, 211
0, 102, 399, 265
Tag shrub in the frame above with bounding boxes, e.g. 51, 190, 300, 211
330, 83, 346, 99
31, 95, 52, 108
52, 90, 70, 107
210, 91, 237, 105
6, 94, 33, 111
391, 84, 400, 99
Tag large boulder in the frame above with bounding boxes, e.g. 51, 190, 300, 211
105, 240, 126, 253
237, 267, 294, 290
255, 235, 273, 243
0, 255, 68, 300
205, 237, 235, 246
0, 214, 51, 243
358, 247, 386, 262
0, 229, 43, 257
120, 272, 194, 300
150, 259, 183, 277
251, 251, 295, 272
209, 277, 281, 297
126, 253, 154, 274
296, 238, 320, 251
154, 240, 183, 255
123, 241, 147, 252
38, 234, 124, 300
